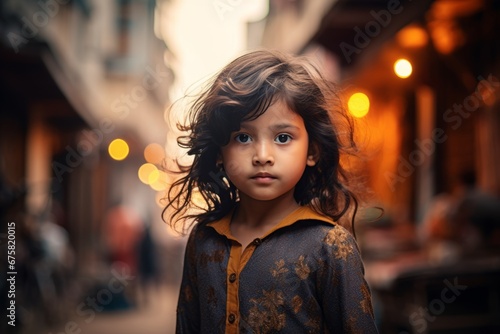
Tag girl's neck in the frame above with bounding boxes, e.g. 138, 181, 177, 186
233, 192, 300, 229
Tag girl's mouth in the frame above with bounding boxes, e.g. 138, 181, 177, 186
251, 172, 276, 183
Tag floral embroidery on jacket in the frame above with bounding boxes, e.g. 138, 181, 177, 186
247, 290, 286, 333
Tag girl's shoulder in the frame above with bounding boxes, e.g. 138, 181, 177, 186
291, 218, 351, 239
288, 205, 352, 236
187, 217, 235, 244
184, 221, 229, 255
288, 218, 358, 253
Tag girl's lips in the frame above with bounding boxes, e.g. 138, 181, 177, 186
251, 173, 276, 183
251, 172, 275, 179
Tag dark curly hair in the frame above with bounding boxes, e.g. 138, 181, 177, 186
163, 49, 359, 235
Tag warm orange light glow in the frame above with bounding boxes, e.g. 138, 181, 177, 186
394, 59, 413, 78
144, 143, 165, 165
396, 25, 428, 48
138, 163, 159, 185
348, 93, 370, 118
108, 139, 129, 161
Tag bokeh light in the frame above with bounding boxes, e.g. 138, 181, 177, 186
394, 58, 413, 78
150, 170, 170, 191
138, 163, 159, 185
347, 92, 370, 118
144, 143, 165, 164
396, 25, 428, 48
108, 138, 129, 161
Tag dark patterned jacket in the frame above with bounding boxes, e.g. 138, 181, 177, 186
176, 205, 378, 334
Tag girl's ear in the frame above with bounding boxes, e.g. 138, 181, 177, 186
216, 154, 223, 168
306, 143, 319, 167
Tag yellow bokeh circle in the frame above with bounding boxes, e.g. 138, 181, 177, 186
108, 139, 129, 161
138, 163, 159, 185
347, 92, 370, 118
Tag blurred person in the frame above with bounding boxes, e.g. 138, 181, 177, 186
420, 192, 456, 240
38, 198, 74, 271
420, 191, 463, 264
421, 170, 500, 261
103, 204, 142, 273
7, 196, 74, 330
136, 222, 160, 307
450, 170, 500, 250
102, 204, 143, 309
34, 210, 74, 322
164, 50, 378, 333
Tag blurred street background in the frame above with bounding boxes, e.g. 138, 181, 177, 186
1, 0, 500, 333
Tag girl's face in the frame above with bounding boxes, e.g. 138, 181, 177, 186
220, 100, 317, 203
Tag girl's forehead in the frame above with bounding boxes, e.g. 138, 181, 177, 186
240, 100, 305, 128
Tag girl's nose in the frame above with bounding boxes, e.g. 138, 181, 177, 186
252, 141, 274, 166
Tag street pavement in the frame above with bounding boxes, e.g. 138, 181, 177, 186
38, 284, 179, 334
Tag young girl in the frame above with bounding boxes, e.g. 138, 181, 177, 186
164, 49, 378, 333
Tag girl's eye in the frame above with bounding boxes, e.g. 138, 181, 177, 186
235, 133, 251, 143
275, 134, 292, 144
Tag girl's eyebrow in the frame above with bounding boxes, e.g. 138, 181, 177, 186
240, 123, 300, 131
271, 123, 300, 131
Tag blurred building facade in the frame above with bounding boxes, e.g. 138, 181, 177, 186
1, 0, 172, 259
259, 0, 500, 332
1, 1, 175, 332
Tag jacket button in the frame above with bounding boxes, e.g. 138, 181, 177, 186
228, 313, 236, 323
229, 273, 237, 283
253, 238, 262, 246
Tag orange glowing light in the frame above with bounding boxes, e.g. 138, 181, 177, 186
144, 143, 165, 165
396, 25, 428, 48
